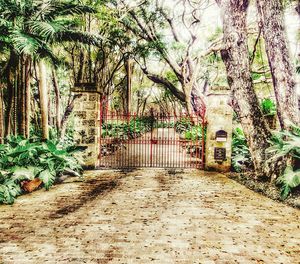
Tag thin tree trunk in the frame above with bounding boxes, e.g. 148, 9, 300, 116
38, 61, 49, 140
0, 86, 4, 143
217, 0, 272, 176
60, 94, 81, 140
19, 56, 31, 137
125, 59, 133, 115
24, 58, 31, 138
5, 62, 14, 137
257, 0, 299, 129
52, 69, 61, 134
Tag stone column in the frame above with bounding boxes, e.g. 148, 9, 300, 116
205, 88, 233, 172
72, 88, 100, 169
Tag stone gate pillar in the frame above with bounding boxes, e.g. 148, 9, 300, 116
205, 88, 233, 172
72, 86, 100, 169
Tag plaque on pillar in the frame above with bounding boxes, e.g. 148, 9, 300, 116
214, 147, 226, 161
215, 130, 228, 142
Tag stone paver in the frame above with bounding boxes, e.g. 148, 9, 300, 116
0, 169, 299, 264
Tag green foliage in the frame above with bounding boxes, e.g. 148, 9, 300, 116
39, 169, 56, 191
260, 98, 276, 116
0, 172, 22, 205
277, 167, 300, 200
175, 118, 205, 141
0, 136, 82, 204
102, 117, 153, 140
0, 0, 98, 61
267, 124, 300, 161
184, 126, 203, 141
267, 124, 300, 198
175, 118, 193, 134
231, 128, 252, 172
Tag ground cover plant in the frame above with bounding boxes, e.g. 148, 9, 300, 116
0, 136, 82, 204
267, 124, 300, 199
231, 128, 252, 172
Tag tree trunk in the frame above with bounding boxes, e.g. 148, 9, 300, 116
125, 59, 134, 115
60, 94, 81, 140
295, 0, 300, 19
217, 0, 272, 176
18, 56, 31, 138
5, 62, 14, 137
52, 69, 61, 135
38, 61, 49, 140
257, 0, 299, 129
24, 58, 31, 138
0, 86, 4, 143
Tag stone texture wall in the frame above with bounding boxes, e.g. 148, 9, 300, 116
205, 91, 233, 172
72, 91, 100, 168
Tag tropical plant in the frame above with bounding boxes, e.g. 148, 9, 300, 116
0, 0, 100, 138
0, 136, 82, 204
231, 128, 252, 172
102, 117, 153, 140
260, 98, 276, 116
267, 124, 300, 161
276, 166, 300, 199
267, 124, 300, 198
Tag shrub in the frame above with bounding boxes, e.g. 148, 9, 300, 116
231, 128, 252, 172
267, 124, 300, 198
0, 136, 82, 204
102, 117, 153, 140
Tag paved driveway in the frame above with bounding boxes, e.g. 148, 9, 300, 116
0, 169, 299, 263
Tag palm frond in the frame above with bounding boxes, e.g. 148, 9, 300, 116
55, 30, 103, 47
27, 20, 61, 41
11, 30, 41, 55
41, 0, 96, 20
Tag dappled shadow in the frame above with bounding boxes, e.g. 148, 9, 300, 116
49, 180, 118, 219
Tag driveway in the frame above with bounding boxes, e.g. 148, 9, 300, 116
0, 169, 299, 263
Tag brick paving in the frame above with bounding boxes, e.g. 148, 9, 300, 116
0, 169, 299, 264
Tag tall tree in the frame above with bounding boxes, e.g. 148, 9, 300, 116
256, 0, 299, 130
0, 0, 99, 138
37, 61, 49, 140
216, 0, 272, 176
108, 0, 209, 117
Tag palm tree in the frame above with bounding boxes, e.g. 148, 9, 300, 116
0, 0, 102, 139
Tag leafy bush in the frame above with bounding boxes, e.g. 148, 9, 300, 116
231, 128, 252, 172
260, 98, 276, 116
184, 126, 204, 141
175, 118, 193, 134
102, 117, 153, 140
267, 124, 300, 161
267, 124, 300, 198
0, 136, 82, 204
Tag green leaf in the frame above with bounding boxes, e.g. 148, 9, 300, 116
38, 169, 56, 191
277, 167, 300, 199
11, 166, 37, 182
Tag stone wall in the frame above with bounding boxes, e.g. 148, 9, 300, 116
205, 90, 233, 172
72, 91, 100, 168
